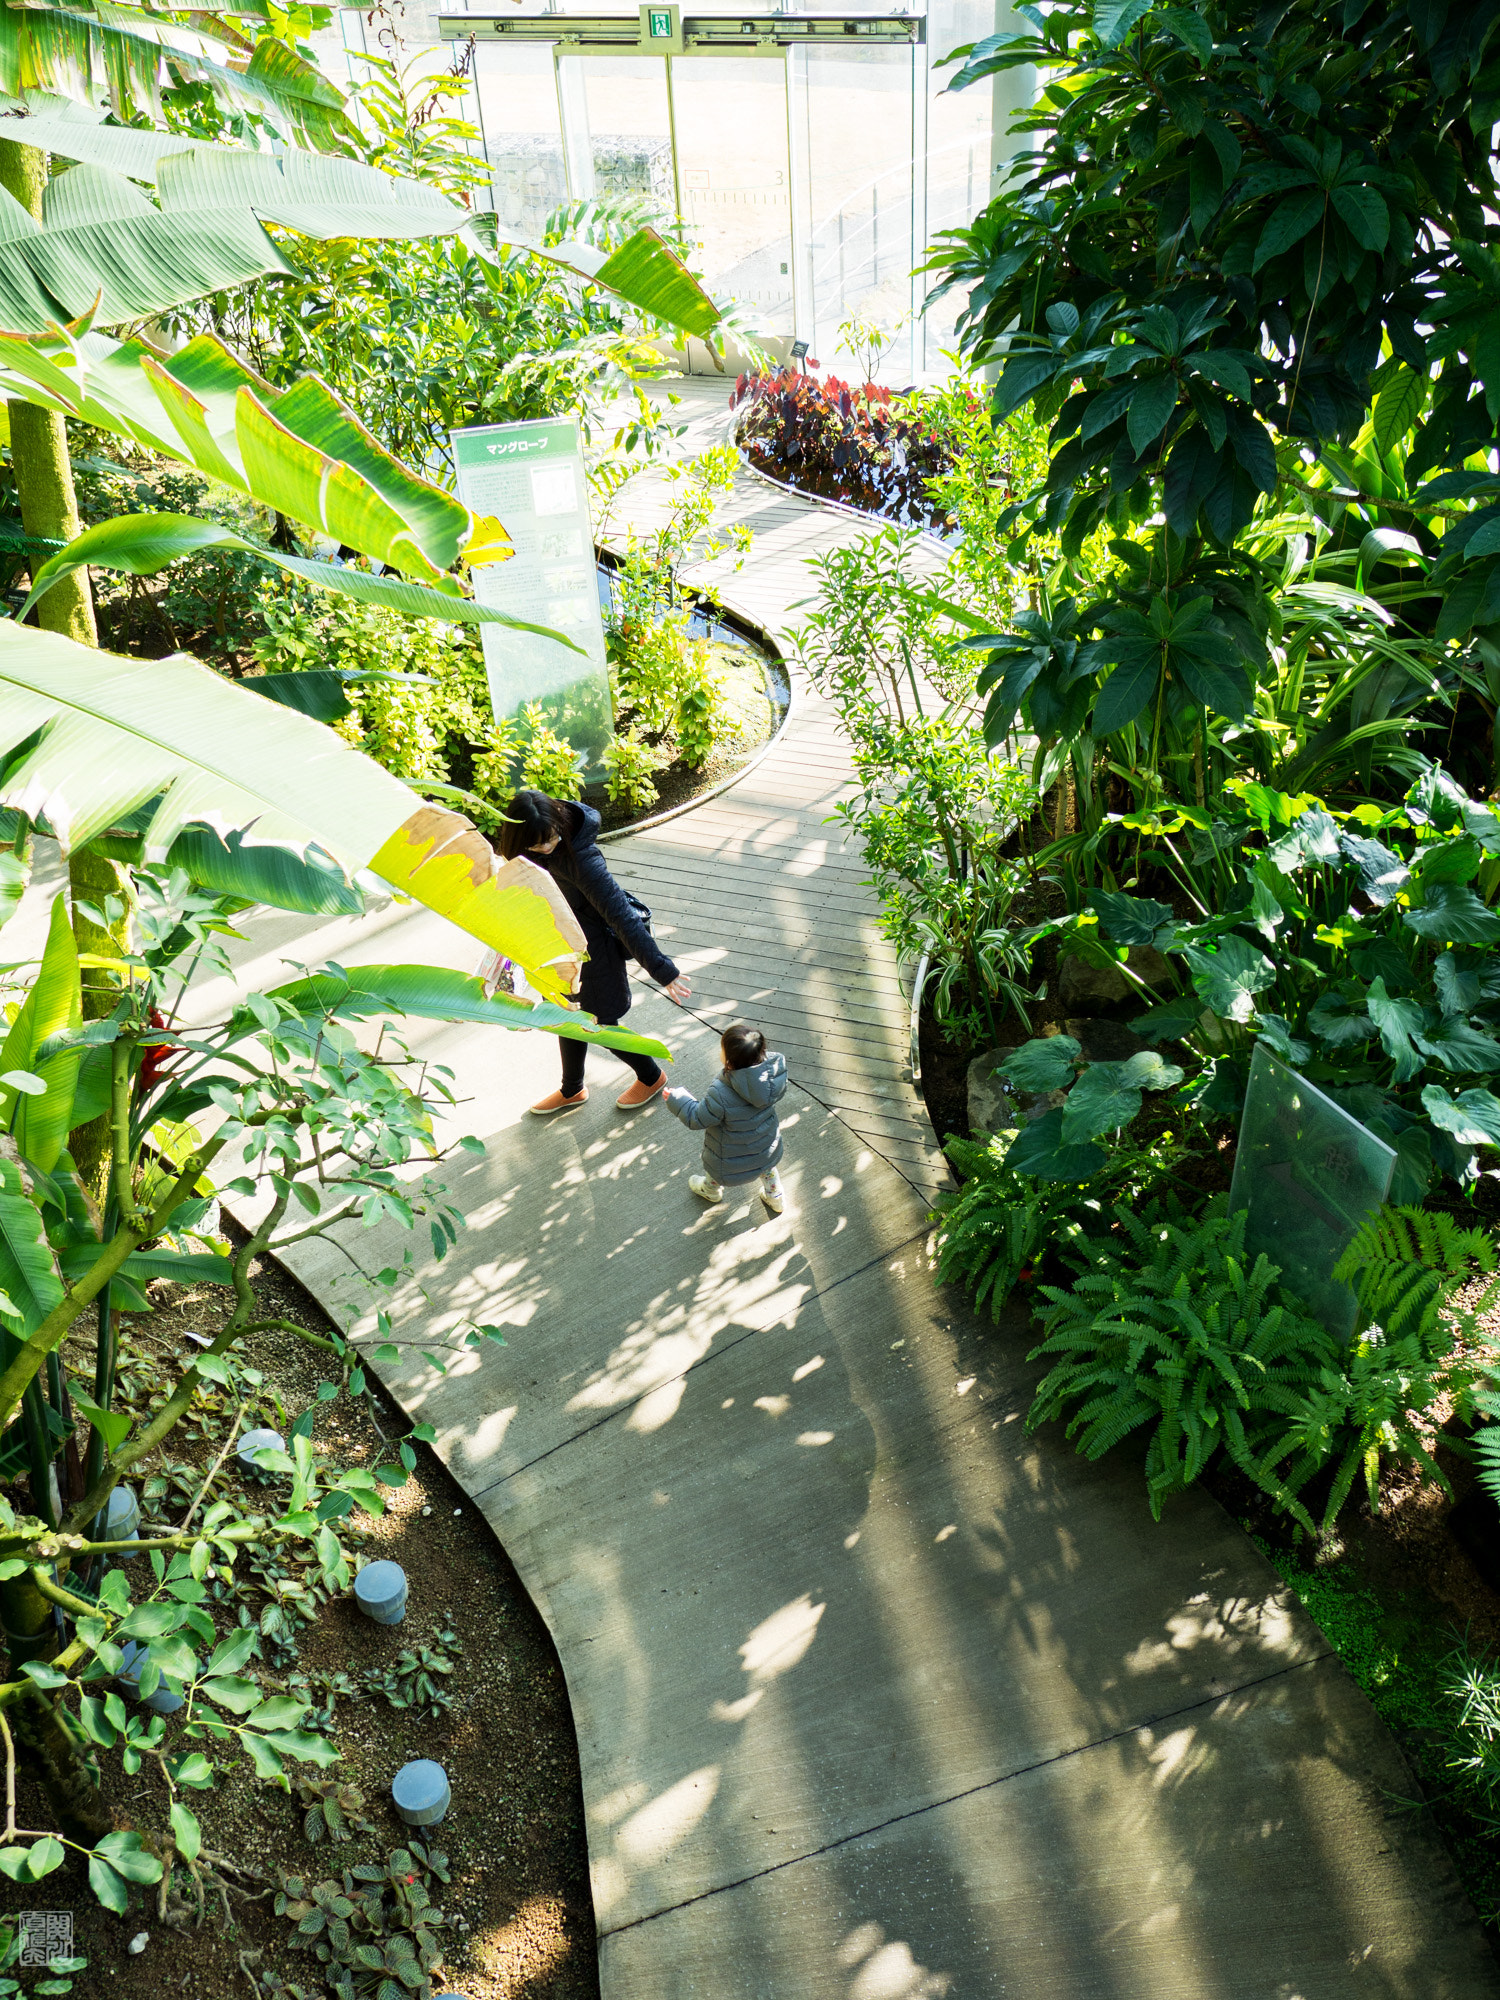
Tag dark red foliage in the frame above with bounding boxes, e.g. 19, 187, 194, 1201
731, 366, 969, 532
138, 1008, 172, 1094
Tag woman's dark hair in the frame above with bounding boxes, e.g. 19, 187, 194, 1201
495, 790, 575, 862
722, 1024, 766, 1070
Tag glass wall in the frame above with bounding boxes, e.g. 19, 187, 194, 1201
341, 1, 1014, 384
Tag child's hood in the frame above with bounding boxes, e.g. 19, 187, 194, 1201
725, 1051, 786, 1109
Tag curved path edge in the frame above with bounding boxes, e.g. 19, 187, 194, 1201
213, 380, 1495, 1998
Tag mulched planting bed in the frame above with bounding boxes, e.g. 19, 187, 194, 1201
17, 1234, 598, 2000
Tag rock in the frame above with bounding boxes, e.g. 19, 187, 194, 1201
128, 1933, 149, 1955
1064, 1017, 1148, 1063
967, 1048, 1019, 1136
1058, 945, 1174, 1013
966, 1049, 1066, 1134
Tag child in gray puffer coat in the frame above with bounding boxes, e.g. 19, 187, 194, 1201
663, 1023, 787, 1215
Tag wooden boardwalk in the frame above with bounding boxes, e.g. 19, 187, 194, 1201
600, 378, 949, 1191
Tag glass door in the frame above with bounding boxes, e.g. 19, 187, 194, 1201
559, 53, 675, 209
669, 56, 793, 334
799, 45, 919, 381
473, 42, 569, 238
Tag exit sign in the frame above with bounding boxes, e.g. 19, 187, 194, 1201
639, 1, 682, 49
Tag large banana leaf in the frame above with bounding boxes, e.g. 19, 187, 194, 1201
0, 622, 598, 1005
269, 964, 671, 1060
0, 1141, 65, 1336
0, 892, 82, 1171
519, 225, 724, 344
20, 512, 579, 642
0, 110, 723, 340
0, 118, 466, 333
0, 8, 354, 147
161, 825, 366, 918
0, 321, 512, 583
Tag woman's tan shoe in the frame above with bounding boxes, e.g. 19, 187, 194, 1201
528, 1088, 588, 1116
616, 1075, 664, 1110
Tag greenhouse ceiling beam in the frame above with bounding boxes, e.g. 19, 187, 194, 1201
439, 9, 924, 51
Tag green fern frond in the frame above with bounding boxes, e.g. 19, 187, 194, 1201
1334, 1204, 1499, 1357
1475, 1427, 1500, 1509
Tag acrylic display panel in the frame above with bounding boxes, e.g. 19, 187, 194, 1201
451, 417, 614, 774
1227, 1042, 1397, 1338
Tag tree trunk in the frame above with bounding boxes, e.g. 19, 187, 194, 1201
0, 137, 97, 649
0, 1570, 112, 1845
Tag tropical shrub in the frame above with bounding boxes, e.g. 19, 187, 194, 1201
516, 702, 586, 800
602, 729, 662, 813
600, 445, 750, 779
987, 1034, 1186, 1178
1034, 765, 1500, 1198
930, 0, 1500, 816
1021, 1196, 1485, 1529
794, 529, 1050, 1040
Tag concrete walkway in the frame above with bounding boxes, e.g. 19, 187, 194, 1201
200, 386, 1496, 1996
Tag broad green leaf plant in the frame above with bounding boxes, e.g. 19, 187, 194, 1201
982, 763, 1500, 1199
0, 620, 626, 1007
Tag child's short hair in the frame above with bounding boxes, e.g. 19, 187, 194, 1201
722, 1023, 766, 1070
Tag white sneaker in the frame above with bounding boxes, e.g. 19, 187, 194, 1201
689, 1174, 724, 1204
760, 1172, 784, 1216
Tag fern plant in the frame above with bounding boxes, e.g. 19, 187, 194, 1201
934, 1133, 1091, 1319
933, 1128, 1176, 1320
1247, 1329, 1455, 1535
1259, 1203, 1497, 1532
1333, 1207, 1500, 1361
1026, 1203, 1334, 1519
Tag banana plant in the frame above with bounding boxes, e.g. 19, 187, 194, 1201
0, 6, 353, 146
0, 861, 633, 1883
0, 617, 662, 1011
0, 115, 722, 637
0, 109, 724, 342
0, 309, 557, 631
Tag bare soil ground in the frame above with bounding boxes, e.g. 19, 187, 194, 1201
12, 1239, 598, 2000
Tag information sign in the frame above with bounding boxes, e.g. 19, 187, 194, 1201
450, 416, 613, 775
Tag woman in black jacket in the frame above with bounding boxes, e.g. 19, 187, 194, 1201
497, 789, 691, 1116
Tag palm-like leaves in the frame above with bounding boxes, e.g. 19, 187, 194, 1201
0, 116, 467, 331
0, 108, 723, 339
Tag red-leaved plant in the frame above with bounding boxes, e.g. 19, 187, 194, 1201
731, 365, 968, 531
